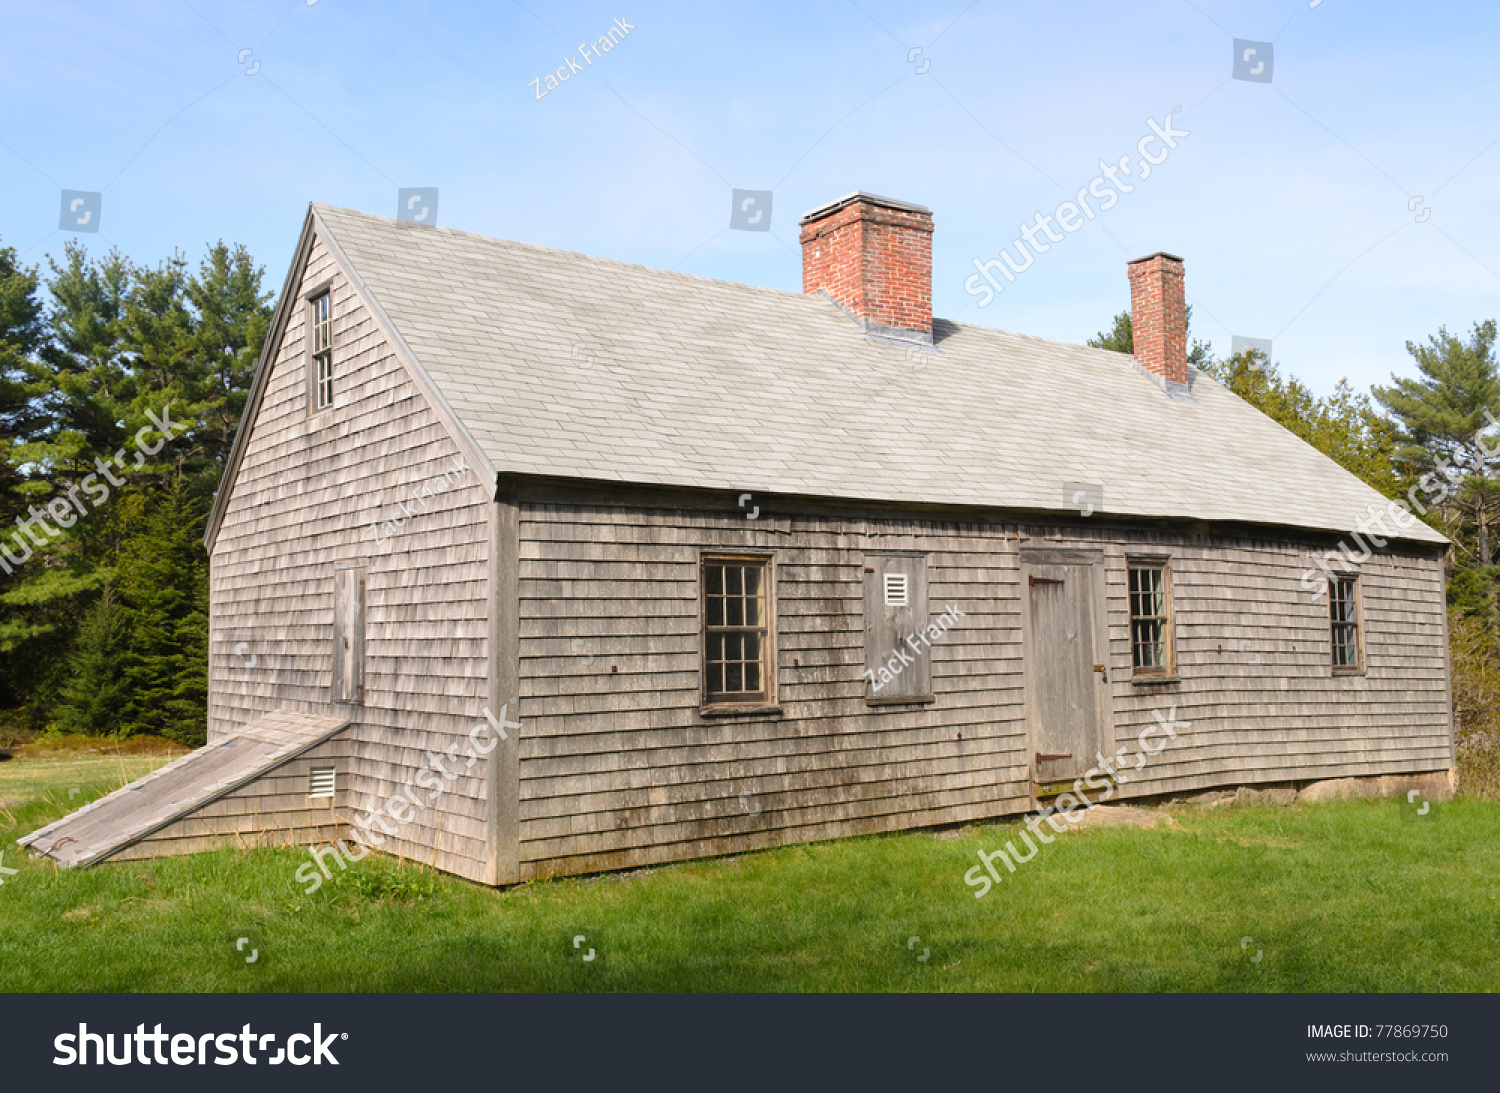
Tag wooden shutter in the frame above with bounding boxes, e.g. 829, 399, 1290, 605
332, 565, 366, 704
864, 553, 932, 703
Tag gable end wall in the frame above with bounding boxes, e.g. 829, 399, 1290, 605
208, 231, 494, 882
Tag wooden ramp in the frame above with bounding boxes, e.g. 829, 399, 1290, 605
20, 710, 350, 868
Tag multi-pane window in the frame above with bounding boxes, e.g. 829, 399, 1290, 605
702, 557, 770, 704
311, 293, 333, 409
1128, 562, 1173, 674
1330, 576, 1361, 669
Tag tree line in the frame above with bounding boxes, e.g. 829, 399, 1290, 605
0, 238, 272, 745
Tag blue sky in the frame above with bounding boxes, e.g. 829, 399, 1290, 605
2, 0, 1497, 395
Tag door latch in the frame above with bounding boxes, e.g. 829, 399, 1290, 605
1036, 752, 1072, 765
1029, 575, 1064, 586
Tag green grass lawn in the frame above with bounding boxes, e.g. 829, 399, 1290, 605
0, 751, 177, 815
1, 750, 1496, 992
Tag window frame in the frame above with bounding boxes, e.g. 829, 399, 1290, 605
1126, 555, 1176, 680
1328, 572, 1365, 674
305, 284, 335, 415
698, 552, 777, 713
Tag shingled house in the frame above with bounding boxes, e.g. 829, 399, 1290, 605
24, 192, 1454, 883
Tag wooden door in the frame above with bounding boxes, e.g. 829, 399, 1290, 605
1023, 554, 1108, 786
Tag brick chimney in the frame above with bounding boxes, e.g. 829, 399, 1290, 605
799, 192, 933, 342
1127, 252, 1188, 386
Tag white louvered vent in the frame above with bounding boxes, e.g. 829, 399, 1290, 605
884, 573, 909, 607
309, 767, 336, 799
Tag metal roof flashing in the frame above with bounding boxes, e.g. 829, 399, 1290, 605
798, 191, 932, 224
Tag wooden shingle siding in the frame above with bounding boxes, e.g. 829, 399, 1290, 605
514, 500, 1450, 879
516, 504, 1023, 878
1092, 529, 1451, 795
207, 232, 494, 882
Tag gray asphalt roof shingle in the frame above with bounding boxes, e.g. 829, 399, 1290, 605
313, 203, 1445, 546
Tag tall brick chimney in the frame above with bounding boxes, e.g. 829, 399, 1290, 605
799, 192, 933, 342
1127, 252, 1188, 386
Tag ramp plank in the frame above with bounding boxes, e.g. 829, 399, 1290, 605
19, 710, 349, 868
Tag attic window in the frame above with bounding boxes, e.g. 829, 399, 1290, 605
310, 292, 333, 410
309, 767, 336, 799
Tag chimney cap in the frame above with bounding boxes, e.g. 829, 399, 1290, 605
799, 191, 931, 225
1127, 251, 1184, 265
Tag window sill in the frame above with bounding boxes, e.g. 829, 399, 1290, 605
699, 704, 782, 718
1332, 667, 1367, 677
1130, 674, 1180, 685
866, 694, 936, 707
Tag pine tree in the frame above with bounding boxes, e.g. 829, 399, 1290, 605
0, 239, 56, 717
54, 585, 129, 736
1, 237, 269, 738
115, 480, 209, 745
1372, 321, 1500, 565
1087, 310, 1134, 354
184, 243, 272, 487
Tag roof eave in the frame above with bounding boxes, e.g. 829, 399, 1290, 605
492, 470, 1449, 550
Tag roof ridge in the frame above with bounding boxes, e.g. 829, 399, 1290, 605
311, 203, 1119, 358
312, 203, 819, 306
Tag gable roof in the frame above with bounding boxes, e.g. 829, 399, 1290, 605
216, 203, 1446, 548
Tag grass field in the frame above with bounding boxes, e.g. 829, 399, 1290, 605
0, 748, 1495, 992
0, 750, 180, 814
